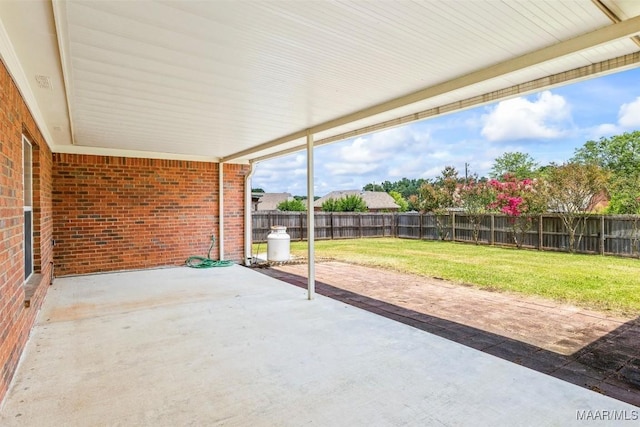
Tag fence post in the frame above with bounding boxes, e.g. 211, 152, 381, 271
382, 214, 386, 237
452, 212, 456, 242
330, 212, 334, 240
359, 213, 363, 238
538, 215, 544, 250
419, 213, 423, 240
490, 214, 495, 245
300, 211, 304, 241
600, 215, 605, 255
381, 214, 385, 237
394, 213, 398, 237
383, 214, 387, 237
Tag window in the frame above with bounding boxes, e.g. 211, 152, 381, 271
23, 136, 33, 280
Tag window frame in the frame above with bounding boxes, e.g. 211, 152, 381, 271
23, 135, 33, 281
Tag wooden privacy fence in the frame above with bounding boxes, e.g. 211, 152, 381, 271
253, 212, 395, 242
252, 212, 640, 257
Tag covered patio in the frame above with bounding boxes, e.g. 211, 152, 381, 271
1, 266, 637, 426
2, 0, 640, 419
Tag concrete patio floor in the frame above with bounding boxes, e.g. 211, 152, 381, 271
0, 266, 637, 426
260, 261, 640, 406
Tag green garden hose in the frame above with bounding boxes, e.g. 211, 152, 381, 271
186, 235, 234, 268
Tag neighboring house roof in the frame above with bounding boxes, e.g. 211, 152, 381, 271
588, 191, 610, 213
313, 190, 399, 210
548, 191, 609, 214
255, 193, 292, 211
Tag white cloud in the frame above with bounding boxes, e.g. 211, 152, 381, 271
420, 166, 443, 179
430, 150, 451, 160
481, 91, 571, 141
313, 125, 435, 185
588, 96, 640, 139
258, 154, 305, 170
618, 96, 640, 128
591, 123, 620, 138
336, 137, 378, 163
387, 156, 431, 178
252, 154, 308, 191
324, 162, 380, 176
335, 127, 415, 163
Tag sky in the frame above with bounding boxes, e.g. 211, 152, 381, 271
252, 67, 640, 196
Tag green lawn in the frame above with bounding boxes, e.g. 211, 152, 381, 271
261, 238, 640, 315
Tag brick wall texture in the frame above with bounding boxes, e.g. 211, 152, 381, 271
1, 60, 54, 402
222, 163, 249, 262
1, 60, 249, 403
52, 156, 249, 276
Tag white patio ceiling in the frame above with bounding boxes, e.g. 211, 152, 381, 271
1, 1, 640, 163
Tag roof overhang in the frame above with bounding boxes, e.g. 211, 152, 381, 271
1, 0, 639, 163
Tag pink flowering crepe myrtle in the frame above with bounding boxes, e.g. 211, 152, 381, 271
487, 175, 547, 247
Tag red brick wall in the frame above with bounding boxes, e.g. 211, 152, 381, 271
223, 163, 249, 262
1, 56, 249, 404
0, 59, 53, 403
53, 155, 249, 275
33, 140, 54, 274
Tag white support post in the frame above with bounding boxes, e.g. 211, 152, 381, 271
306, 131, 315, 300
244, 162, 255, 266
219, 163, 224, 260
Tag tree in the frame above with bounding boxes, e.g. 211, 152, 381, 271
606, 173, 640, 257
416, 182, 453, 240
546, 163, 609, 253
321, 195, 368, 212
336, 194, 368, 212
395, 178, 428, 199
572, 131, 640, 214
434, 166, 460, 203
608, 173, 640, 215
489, 152, 539, 180
457, 180, 497, 244
389, 191, 408, 212
488, 174, 548, 248
362, 183, 384, 192
572, 131, 640, 175
251, 188, 265, 193
435, 166, 459, 185
416, 168, 459, 213
407, 194, 420, 211
415, 168, 461, 240
277, 199, 306, 211
362, 178, 427, 199
321, 198, 340, 212
416, 183, 444, 213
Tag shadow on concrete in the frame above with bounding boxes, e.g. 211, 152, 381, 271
258, 267, 640, 407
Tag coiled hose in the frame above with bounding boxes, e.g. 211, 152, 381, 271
186, 235, 234, 268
